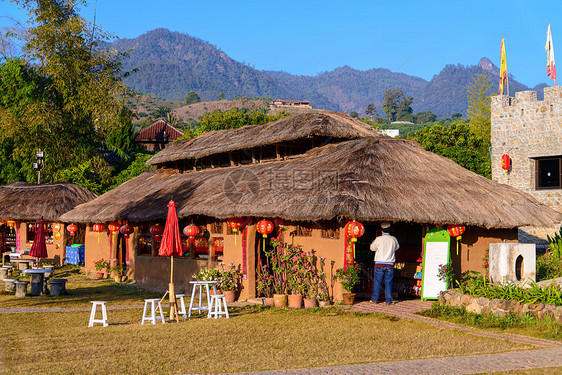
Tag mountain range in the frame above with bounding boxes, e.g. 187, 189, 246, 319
113, 29, 546, 118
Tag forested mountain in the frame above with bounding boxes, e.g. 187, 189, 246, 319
114, 29, 545, 117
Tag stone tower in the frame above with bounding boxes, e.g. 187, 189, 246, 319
491, 86, 562, 242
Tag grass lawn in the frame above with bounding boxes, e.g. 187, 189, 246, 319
0, 283, 535, 375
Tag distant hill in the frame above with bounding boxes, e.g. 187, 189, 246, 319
114, 29, 547, 118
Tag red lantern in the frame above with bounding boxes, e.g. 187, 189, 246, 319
447, 224, 466, 255
501, 154, 511, 171
256, 220, 274, 238
154, 235, 162, 242
119, 224, 133, 238
108, 222, 120, 233
344, 221, 365, 242
226, 218, 244, 233
93, 223, 105, 233
150, 224, 164, 236
67, 224, 78, 236
183, 224, 200, 243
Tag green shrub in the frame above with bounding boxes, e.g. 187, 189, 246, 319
537, 252, 562, 281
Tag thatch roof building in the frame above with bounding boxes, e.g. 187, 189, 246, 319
63, 114, 560, 229
0, 182, 97, 222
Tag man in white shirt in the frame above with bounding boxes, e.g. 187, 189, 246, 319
370, 222, 400, 305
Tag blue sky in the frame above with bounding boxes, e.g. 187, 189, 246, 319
1, 0, 559, 87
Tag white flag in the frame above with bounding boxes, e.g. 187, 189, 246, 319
546, 23, 557, 85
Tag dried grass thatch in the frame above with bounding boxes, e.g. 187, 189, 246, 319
61, 137, 561, 229
146, 112, 377, 166
0, 182, 97, 222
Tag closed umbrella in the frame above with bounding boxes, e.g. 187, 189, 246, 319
159, 200, 183, 322
30, 219, 48, 266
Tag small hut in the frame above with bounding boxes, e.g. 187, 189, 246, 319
134, 120, 184, 152
62, 112, 561, 298
0, 182, 97, 265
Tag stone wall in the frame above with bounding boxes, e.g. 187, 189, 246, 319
491, 86, 562, 242
439, 289, 562, 324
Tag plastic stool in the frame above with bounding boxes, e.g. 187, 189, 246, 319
208, 294, 229, 319
88, 301, 108, 327
142, 298, 166, 325
176, 294, 187, 318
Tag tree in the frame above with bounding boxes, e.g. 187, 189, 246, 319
0, 0, 129, 187
365, 104, 378, 119
411, 122, 491, 178
218, 92, 225, 100
414, 111, 437, 124
452, 113, 462, 119
350, 111, 359, 118
150, 106, 171, 119
184, 91, 201, 105
467, 74, 492, 144
381, 89, 413, 122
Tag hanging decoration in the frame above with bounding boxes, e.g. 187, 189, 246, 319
446, 224, 466, 255
66, 224, 78, 236
501, 154, 511, 173
256, 219, 274, 252
241, 227, 248, 280
92, 223, 105, 243
107, 222, 120, 261
343, 220, 365, 266
227, 217, 244, 245
119, 224, 134, 263
150, 224, 164, 237
183, 224, 200, 244
7, 220, 15, 229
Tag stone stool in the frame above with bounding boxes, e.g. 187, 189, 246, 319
0, 267, 9, 280
3, 278, 17, 292
14, 281, 29, 297
48, 279, 68, 296
142, 298, 166, 325
88, 301, 108, 327
208, 294, 229, 319
17, 262, 29, 271
176, 294, 187, 318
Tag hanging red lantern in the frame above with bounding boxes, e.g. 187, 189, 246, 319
154, 235, 162, 242
150, 224, 164, 236
66, 224, 78, 236
447, 224, 466, 255
108, 222, 120, 233
119, 224, 133, 238
344, 221, 365, 242
501, 154, 511, 171
92, 223, 106, 244
183, 224, 200, 244
227, 218, 244, 245
256, 219, 274, 253
256, 220, 274, 238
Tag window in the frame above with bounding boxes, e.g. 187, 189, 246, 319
295, 224, 312, 237
137, 225, 154, 256
536, 157, 561, 189
321, 222, 340, 239
211, 221, 224, 234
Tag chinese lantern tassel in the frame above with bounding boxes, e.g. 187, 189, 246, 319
457, 235, 462, 255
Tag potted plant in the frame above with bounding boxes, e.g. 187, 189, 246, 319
218, 262, 241, 303
286, 243, 307, 308
93, 259, 109, 279
267, 235, 289, 307
317, 256, 331, 307
335, 263, 361, 305
110, 260, 124, 282
302, 251, 318, 308
257, 264, 275, 306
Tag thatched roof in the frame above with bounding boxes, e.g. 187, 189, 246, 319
146, 112, 377, 166
0, 182, 97, 222
61, 137, 561, 229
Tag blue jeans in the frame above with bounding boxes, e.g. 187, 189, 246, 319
371, 266, 394, 304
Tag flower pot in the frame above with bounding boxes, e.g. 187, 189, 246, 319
303, 297, 317, 308
223, 290, 236, 303
342, 292, 355, 305
273, 294, 288, 307
288, 294, 303, 309
95, 272, 104, 280
264, 297, 274, 306
318, 300, 331, 308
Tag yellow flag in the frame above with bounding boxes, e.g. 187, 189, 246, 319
498, 38, 508, 94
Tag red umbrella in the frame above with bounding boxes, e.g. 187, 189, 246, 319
158, 200, 183, 322
30, 219, 48, 265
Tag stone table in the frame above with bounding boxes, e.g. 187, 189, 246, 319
21, 269, 53, 296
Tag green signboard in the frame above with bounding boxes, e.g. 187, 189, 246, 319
421, 228, 451, 301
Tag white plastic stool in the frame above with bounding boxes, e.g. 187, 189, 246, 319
142, 298, 166, 325
176, 294, 187, 318
88, 301, 108, 327
208, 294, 229, 319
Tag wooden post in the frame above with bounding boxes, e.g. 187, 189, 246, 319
229, 152, 235, 166
275, 145, 281, 161
251, 150, 256, 164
